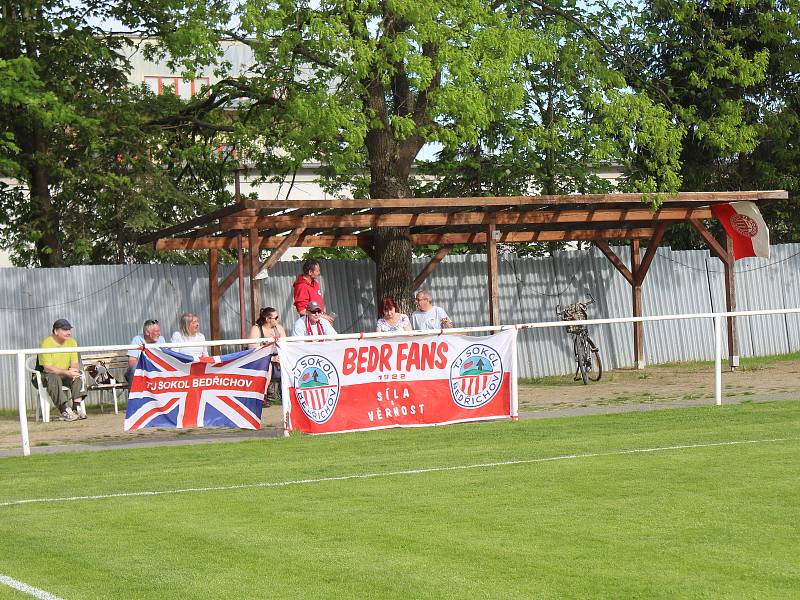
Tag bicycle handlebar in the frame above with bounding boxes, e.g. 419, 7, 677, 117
556, 295, 595, 317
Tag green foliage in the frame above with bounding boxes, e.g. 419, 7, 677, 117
0, 1, 243, 267
616, 0, 800, 246
416, 1, 684, 255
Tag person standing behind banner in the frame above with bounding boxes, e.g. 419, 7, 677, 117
376, 296, 412, 333
292, 301, 337, 337
248, 307, 285, 407
125, 319, 165, 382
293, 258, 336, 325
171, 312, 208, 359
411, 290, 453, 330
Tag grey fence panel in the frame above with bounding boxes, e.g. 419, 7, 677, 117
643, 248, 716, 364
3, 243, 800, 409
589, 246, 636, 372
778, 244, 800, 352
736, 253, 790, 356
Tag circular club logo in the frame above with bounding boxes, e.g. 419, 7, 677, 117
291, 355, 340, 424
449, 344, 503, 409
730, 214, 759, 238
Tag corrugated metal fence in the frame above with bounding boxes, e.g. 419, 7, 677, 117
2, 244, 799, 410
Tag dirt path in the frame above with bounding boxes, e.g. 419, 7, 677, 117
1, 359, 797, 456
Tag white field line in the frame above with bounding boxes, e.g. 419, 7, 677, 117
0, 575, 64, 600
0, 437, 795, 509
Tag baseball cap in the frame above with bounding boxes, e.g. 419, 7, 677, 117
306, 301, 322, 313
53, 319, 72, 330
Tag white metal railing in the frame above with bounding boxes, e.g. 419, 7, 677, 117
5, 306, 800, 456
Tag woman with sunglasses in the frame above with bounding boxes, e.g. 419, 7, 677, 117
248, 307, 285, 407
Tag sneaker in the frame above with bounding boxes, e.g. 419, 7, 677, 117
75, 403, 87, 419
60, 408, 78, 422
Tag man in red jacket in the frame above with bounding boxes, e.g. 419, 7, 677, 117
293, 259, 335, 324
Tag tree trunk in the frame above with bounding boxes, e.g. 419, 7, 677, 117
373, 227, 413, 315
369, 170, 414, 316
27, 128, 65, 268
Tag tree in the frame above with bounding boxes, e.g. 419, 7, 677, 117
416, 0, 684, 255
123, 0, 537, 310
616, 0, 800, 248
0, 1, 241, 267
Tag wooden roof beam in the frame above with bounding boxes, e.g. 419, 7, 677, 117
138, 202, 247, 244
219, 207, 714, 230
240, 190, 787, 211
156, 227, 658, 251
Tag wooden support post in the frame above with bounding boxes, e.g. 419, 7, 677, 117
236, 232, 247, 339
724, 233, 739, 369
595, 241, 634, 285
209, 249, 220, 352
412, 246, 451, 291
631, 240, 644, 369
487, 223, 500, 326
255, 227, 306, 277
689, 218, 738, 369
249, 228, 260, 325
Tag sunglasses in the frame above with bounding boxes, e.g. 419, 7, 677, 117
268, 314, 279, 320
308, 309, 322, 314
144, 319, 159, 326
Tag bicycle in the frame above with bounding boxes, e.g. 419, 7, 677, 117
556, 294, 603, 385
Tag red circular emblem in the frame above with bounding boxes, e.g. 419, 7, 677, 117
730, 214, 758, 238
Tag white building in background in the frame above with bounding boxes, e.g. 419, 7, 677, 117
128, 37, 340, 203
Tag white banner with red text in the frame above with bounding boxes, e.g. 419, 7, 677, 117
278, 329, 518, 434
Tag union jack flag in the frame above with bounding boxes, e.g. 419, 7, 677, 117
124, 346, 271, 431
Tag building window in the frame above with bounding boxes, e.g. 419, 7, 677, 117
144, 76, 210, 99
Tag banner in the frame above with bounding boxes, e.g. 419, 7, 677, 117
711, 201, 770, 259
279, 329, 517, 434
124, 347, 270, 431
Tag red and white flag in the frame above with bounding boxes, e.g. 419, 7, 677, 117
711, 201, 770, 260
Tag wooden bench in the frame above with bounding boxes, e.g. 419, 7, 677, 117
82, 351, 130, 414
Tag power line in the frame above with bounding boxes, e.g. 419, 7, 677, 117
0, 265, 145, 311
655, 249, 800, 274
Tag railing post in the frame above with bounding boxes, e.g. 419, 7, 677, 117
510, 328, 519, 420
17, 352, 30, 456
714, 315, 723, 406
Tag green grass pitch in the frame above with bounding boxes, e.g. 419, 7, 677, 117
1, 401, 799, 599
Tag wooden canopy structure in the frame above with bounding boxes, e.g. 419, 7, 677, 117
143, 190, 788, 368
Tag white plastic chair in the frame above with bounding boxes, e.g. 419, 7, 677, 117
25, 356, 86, 422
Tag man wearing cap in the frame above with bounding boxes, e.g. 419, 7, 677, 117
125, 319, 165, 382
39, 319, 88, 421
291, 301, 337, 337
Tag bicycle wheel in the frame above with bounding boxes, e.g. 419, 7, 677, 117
585, 336, 603, 382
573, 335, 589, 385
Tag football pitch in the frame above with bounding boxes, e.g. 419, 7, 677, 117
1, 402, 799, 599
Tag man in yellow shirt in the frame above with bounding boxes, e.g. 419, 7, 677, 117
39, 319, 87, 421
